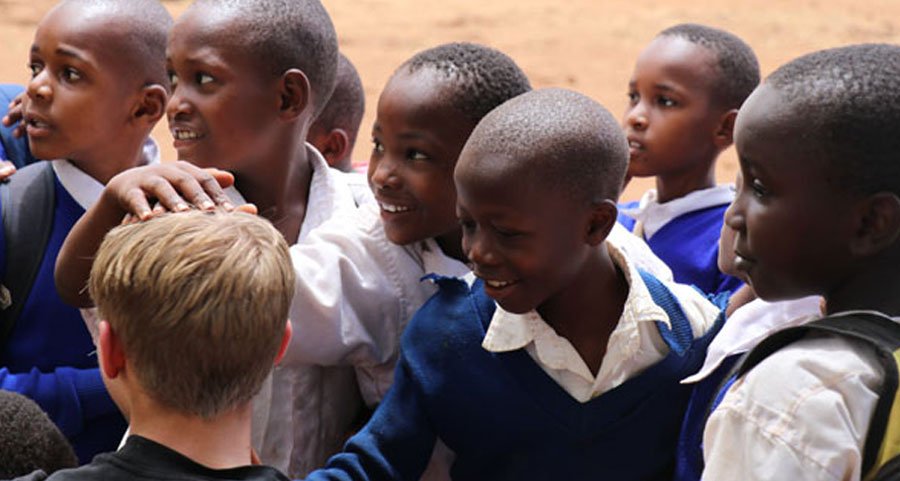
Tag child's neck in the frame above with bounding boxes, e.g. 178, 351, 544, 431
235, 142, 313, 244
128, 397, 254, 469
69, 135, 149, 185
435, 228, 466, 263
536, 243, 629, 376
654, 161, 717, 203
825, 251, 900, 317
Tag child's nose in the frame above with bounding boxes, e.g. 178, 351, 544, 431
166, 89, 193, 119
626, 104, 648, 131
369, 157, 401, 190
27, 70, 52, 103
465, 231, 499, 267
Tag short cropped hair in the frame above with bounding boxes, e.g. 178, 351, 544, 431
188, 0, 338, 117
89, 211, 294, 419
0, 390, 77, 478
659, 23, 759, 110
460, 88, 628, 203
398, 42, 532, 123
310, 53, 365, 144
52, 0, 172, 87
766, 43, 900, 196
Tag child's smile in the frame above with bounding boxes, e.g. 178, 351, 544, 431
368, 68, 477, 254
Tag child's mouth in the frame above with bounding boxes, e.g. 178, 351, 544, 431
379, 201, 412, 213
172, 128, 202, 141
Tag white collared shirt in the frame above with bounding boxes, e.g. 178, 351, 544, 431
682, 296, 822, 383
620, 184, 735, 239
702, 310, 896, 481
481, 242, 720, 403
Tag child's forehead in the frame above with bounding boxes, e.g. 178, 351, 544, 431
633, 36, 718, 88
35, 6, 134, 67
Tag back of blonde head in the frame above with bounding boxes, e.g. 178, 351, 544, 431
89, 210, 294, 419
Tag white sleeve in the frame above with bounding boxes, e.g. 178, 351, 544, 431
282, 204, 415, 368
608, 222, 673, 282
702, 335, 884, 481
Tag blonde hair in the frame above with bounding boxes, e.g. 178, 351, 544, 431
89, 210, 294, 419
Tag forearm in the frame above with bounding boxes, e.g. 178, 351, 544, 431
55, 190, 127, 307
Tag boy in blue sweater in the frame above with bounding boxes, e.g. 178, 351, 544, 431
0, 0, 170, 463
619, 23, 759, 295
301, 88, 722, 481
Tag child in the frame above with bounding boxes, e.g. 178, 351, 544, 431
673, 175, 822, 481
0, 84, 36, 175
0, 0, 170, 463
619, 23, 759, 295
307, 53, 365, 172
301, 88, 722, 481
702, 44, 900, 481
54, 0, 370, 474
0, 390, 77, 478
30, 210, 294, 480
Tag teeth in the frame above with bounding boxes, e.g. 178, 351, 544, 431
173, 129, 200, 140
486, 279, 513, 288
629, 140, 642, 149
28, 119, 49, 128
380, 202, 411, 213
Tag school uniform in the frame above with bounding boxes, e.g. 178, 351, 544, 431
303, 243, 722, 481
702, 309, 896, 481
250, 144, 374, 477
0, 141, 159, 464
619, 185, 742, 295
674, 296, 821, 481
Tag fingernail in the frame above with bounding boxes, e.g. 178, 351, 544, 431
223, 201, 235, 211
200, 200, 214, 210
0, 166, 13, 174
176, 202, 189, 212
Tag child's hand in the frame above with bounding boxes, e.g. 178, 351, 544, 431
104, 161, 237, 220
0, 161, 16, 181
2, 92, 27, 138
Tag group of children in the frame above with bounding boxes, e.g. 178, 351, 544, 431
1, 1, 899, 481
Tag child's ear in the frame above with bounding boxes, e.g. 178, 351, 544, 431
713, 109, 738, 149
273, 320, 293, 366
98, 320, 127, 380
586, 199, 618, 246
132, 84, 168, 125
851, 192, 900, 257
319, 129, 350, 168
279, 69, 312, 121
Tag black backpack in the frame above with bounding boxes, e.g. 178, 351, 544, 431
0, 161, 55, 352
733, 312, 900, 481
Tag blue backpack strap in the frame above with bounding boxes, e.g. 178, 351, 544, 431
0, 84, 36, 169
639, 269, 694, 356
0, 161, 56, 353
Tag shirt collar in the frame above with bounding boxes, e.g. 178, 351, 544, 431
482, 242, 671, 354
52, 138, 161, 211
620, 184, 735, 239
298, 142, 359, 240
416, 238, 470, 279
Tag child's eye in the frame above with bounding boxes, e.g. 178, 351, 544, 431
750, 178, 769, 198
371, 138, 384, 155
657, 96, 677, 107
495, 226, 525, 239
196, 72, 214, 85
61, 67, 82, 82
168, 71, 179, 87
627, 91, 639, 105
459, 218, 477, 233
407, 150, 429, 161
28, 62, 43, 78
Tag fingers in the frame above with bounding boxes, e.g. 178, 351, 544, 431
0, 161, 16, 181
2, 93, 24, 129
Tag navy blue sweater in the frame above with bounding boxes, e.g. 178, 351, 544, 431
0, 174, 125, 463
305, 273, 722, 481
618, 202, 742, 296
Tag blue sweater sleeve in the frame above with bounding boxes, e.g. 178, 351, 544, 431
0, 366, 117, 438
304, 353, 438, 481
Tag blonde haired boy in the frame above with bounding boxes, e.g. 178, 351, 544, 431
31, 210, 294, 480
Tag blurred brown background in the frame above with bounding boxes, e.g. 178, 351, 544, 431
2, 0, 898, 200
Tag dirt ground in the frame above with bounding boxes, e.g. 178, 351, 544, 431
2, 0, 899, 200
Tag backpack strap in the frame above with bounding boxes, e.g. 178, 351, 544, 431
0, 161, 56, 351
731, 312, 900, 480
